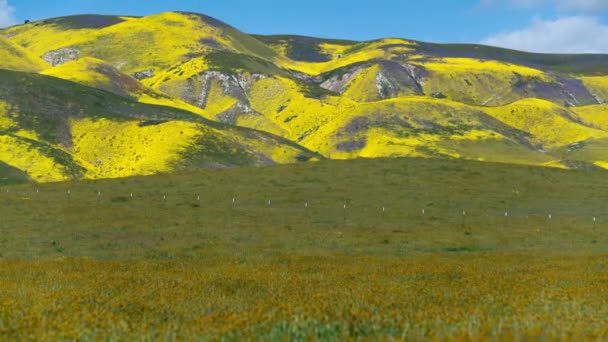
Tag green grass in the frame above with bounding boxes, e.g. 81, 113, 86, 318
2, 157, 607, 260
2, 157, 608, 340
0, 161, 29, 185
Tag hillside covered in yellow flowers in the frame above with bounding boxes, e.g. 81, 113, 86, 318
2, 12, 608, 182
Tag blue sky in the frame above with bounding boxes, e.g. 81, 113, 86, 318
1, 0, 608, 53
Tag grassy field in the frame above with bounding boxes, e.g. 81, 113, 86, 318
1, 157, 608, 340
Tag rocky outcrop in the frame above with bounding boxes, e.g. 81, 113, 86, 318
318, 61, 426, 100
376, 72, 397, 98
132, 69, 154, 80
432, 92, 447, 99
217, 102, 256, 125
320, 66, 365, 93
41, 47, 80, 66
376, 61, 426, 98
161, 70, 266, 110
511, 74, 598, 108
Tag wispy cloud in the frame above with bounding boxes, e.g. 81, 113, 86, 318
0, 0, 16, 28
481, 16, 608, 53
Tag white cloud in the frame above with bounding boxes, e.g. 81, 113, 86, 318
556, 0, 608, 11
481, 0, 608, 12
481, 16, 608, 53
0, 0, 16, 28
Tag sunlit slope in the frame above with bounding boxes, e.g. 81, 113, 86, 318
216, 74, 608, 168
70, 118, 315, 179
318, 61, 423, 102
566, 105, 608, 169
413, 42, 608, 75
409, 58, 596, 107
0, 36, 49, 72
258, 35, 601, 106
145, 61, 605, 162
571, 104, 608, 130
5, 12, 605, 109
150, 67, 291, 136
248, 78, 608, 167
248, 76, 356, 141
248, 79, 557, 165
314, 57, 597, 106
0, 69, 318, 181
296, 97, 553, 163
483, 99, 608, 148
581, 77, 608, 104
260, 35, 608, 76
145, 53, 336, 137
3, 12, 608, 172
264, 37, 418, 75
3, 15, 130, 62
4, 12, 278, 74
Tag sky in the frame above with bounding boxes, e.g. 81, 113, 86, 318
1, 0, 608, 53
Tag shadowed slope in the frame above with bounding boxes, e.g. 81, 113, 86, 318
0, 161, 30, 185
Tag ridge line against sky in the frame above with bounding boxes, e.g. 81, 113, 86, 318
0, 0, 607, 53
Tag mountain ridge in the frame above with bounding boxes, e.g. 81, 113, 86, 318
1, 11, 608, 182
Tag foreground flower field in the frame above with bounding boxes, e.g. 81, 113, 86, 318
1, 255, 608, 340
2, 158, 608, 340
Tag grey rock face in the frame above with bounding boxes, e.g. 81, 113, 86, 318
431, 92, 447, 99
164, 70, 265, 110
336, 138, 367, 152
318, 61, 426, 99
320, 66, 364, 93
41, 47, 80, 66
590, 92, 603, 104
132, 69, 154, 80
216, 103, 260, 125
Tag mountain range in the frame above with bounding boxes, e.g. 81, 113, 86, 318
1, 11, 608, 182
